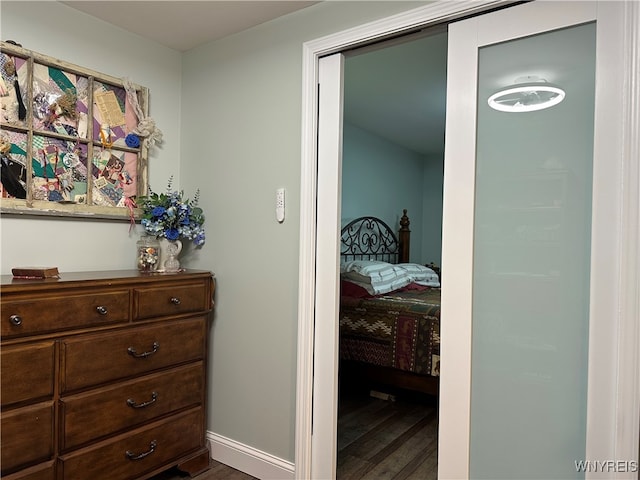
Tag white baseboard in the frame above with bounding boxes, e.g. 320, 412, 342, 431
206, 431, 295, 480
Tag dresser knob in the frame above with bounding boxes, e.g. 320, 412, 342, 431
125, 440, 157, 461
9, 315, 22, 326
96, 306, 108, 315
170, 297, 181, 305
127, 341, 160, 358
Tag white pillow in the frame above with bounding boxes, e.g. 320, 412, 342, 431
341, 260, 388, 275
396, 263, 440, 287
340, 260, 412, 295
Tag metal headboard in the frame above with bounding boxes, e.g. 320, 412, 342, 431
340, 210, 410, 263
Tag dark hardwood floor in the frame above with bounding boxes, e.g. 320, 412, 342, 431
150, 460, 257, 480
153, 382, 438, 480
337, 382, 439, 480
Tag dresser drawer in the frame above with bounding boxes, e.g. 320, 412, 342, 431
60, 362, 204, 450
134, 282, 210, 320
58, 407, 203, 480
1, 341, 55, 406
1, 402, 54, 475
0, 461, 55, 480
60, 318, 206, 393
2, 291, 130, 338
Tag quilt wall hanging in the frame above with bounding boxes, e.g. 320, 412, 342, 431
0, 40, 162, 220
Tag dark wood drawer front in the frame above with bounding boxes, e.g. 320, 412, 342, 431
1, 402, 54, 475
59, 407, 203, 480
1, 461, 55, 480
61, 318, 206, 392
60, 362, 204, 450
1, 342, 55, 406
134, 282, 209, 320
2, 291, 130, 338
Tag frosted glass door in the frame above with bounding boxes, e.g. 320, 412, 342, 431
439, 2, 626, 479
470, 22, 595, 479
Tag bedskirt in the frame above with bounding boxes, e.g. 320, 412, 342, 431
339, 288, 441, 378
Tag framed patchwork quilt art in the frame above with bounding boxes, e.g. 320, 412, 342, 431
0, 41, 160, 220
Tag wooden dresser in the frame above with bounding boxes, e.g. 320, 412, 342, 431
0, 270, 215, 480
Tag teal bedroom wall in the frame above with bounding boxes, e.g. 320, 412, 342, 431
342, 122, 426, 263
342, 122, 445, 266
422, 156, 444, 267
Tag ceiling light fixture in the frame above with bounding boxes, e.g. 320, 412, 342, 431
488, 76, 565, 113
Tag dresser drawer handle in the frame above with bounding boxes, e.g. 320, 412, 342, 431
127, 391, 158, 409
9, 315, 22, 326
170, 297, 181, 305
127, 342, 160, 358
96, 305, 108, 315
125, 440, 157, 461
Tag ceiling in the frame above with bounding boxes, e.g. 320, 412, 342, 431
61, 1, 319, 52
344, 31, 448, 157
61, 1, 447, 158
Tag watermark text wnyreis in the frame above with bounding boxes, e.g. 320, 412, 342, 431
575, 460, 638, 473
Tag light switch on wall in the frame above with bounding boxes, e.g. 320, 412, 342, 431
276, 188, 285, 223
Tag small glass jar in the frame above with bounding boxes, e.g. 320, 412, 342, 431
136, 235, 160, 273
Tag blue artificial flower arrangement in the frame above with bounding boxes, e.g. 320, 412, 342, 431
138, 176, 205, 247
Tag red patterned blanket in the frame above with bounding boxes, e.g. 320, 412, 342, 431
339, 287, 441, 377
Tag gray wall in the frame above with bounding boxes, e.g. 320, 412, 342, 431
179, 3, 429, 460
1, 1, 183, 271
0, 3, 433, 461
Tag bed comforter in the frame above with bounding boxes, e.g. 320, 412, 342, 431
339, 286, 441, 377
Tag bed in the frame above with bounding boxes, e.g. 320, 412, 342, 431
339, 210, 441, 396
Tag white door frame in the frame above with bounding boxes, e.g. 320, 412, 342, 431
295, 1, 640, 478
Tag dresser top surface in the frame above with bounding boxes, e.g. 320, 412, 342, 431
1, 269, 213, 291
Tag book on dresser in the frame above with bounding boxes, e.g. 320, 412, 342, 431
11, 266, 60, 279
0, 270, 215, 480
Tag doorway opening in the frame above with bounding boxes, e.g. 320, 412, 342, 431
337, 27, 447, 479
